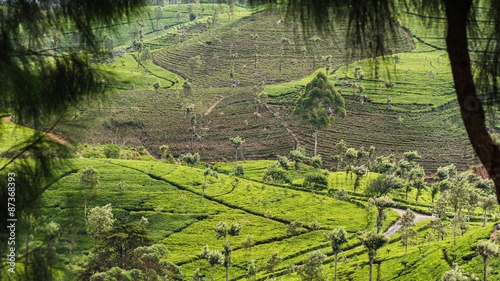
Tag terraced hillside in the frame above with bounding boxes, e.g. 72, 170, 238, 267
31, 158, 499, 280
152, 9, 413, 88
53, 3, 478, 171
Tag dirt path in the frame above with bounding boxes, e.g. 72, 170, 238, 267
1, 116, 70, 146
385, 208, 434, 237
203, 96, 225, 116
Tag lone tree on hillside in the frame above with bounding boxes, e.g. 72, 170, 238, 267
293, 72, 346, 157
188, 55, 203, 77
81, 167, 99, 220
324, 228, 348, 281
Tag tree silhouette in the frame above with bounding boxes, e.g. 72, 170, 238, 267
293, 72, 346, 156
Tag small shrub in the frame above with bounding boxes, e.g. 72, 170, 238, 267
309, 221, 321, 230
234, 164, 244, 176
103, 144, 120, 159
334, 189, 350, 201
303, 172, 328, 190
166, 154, 176, 164
287, 220, 303, 235
264, 167, 291, 184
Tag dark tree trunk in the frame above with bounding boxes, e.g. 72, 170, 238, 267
444, 0, 500, 203
369, 258, 373, 281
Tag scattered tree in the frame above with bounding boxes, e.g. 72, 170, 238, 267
246, 260, 257, 281
442, 263, 472, 281
297, 250, 327, 281
352, 165, 369, 193
188, 55, 203, 77
476, 240, 499, 281
200, 246, 224, 281
324, 228, 348, 281
230, 136, 245, 163
369, 195, 395, 233
365, 174, 404, 197
398, 209, 416, 255
214, 221, 242, 281
289, 147, 307, 178
203, 168, 218, 197
358, 230, 389, 281
265, 252, 282, 279
479, 194, 497, 227
81, 167, 99, 219
87, 204, 115, 244
179, 152, 200, 168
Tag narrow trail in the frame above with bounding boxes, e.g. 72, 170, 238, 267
385, 208, 434, 237
203, 96, 225, 116
1, 116, 70, 146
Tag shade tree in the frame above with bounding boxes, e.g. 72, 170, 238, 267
365, 174, 404, 197
188, 55, 203, 77
479, 194, 497, 227
202, 167, 218, 197
352, 165, 369, 193
200, 245, 224, 281
246, 260, 257, 281
409, 165, 426, 205
289, 147, 307, 178
293, 72, 346, 157
214, 221, 242, 281
179, 152, 200, 168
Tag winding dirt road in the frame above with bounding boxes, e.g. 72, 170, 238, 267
385, 208, 434, 237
